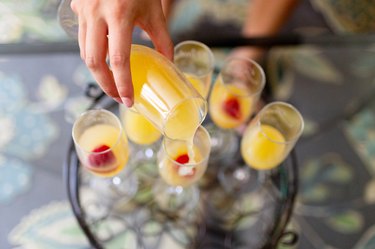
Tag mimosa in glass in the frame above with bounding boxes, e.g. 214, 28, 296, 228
221, 102, 304, 192
72, 109, 138, 204
208, 57, 265, 165
174, 40, 215, 99
153, 126, 211, 214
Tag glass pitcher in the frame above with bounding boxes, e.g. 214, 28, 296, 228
129, 44, 207, 141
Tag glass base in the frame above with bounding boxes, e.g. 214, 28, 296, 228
128, 156, 159, 179
204, 184, 266, 231
132, 141, 160, 162
127, 142, 160, 178
88, 167, 139, 209
152, 180, 200, 215
205, 123, 239, 166
218, 165, 264, 194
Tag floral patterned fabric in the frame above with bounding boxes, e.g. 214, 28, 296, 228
1, 0, 375, 249
311, 0, 375, 33
266, 45, 375, 249
0, 0, 68, 43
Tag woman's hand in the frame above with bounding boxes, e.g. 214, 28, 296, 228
71, 0, 174, 106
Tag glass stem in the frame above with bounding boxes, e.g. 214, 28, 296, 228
232, 165, 251, 187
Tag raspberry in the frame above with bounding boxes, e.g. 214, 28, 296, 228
175, 154, 189, 164
174, 153, 196, 177
223, 97, 241, 119
88, 145, 115, 167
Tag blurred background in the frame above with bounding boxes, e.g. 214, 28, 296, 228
0, 0, 374, 248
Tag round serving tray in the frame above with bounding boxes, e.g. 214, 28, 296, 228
64, 84, 299, 249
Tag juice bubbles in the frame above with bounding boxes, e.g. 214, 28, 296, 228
130, 45, 207, 142
241, 124, 286, 170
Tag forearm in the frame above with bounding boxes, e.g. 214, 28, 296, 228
243, 0, 299, 37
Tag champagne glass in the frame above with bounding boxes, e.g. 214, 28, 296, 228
174, 40, 215, 98
221, 101, 304, 192
72, 109, 138, 205
153, 126, 211, 214
119, 104, 162, 176
208, 57, 265, 165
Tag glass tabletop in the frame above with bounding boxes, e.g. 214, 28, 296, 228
0, 34, 374, 249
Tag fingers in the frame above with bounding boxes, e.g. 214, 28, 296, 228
85, 19, 120, 99
139, 9, 174, 60
107, 20, 134, 107
77, 17, 87, 60
72, 1, 123, 103
71, 0, 174, 108
143, 16, 174, 61
71, 0, 86, 60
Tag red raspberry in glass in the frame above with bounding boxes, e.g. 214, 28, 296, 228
88, 145, 115, 167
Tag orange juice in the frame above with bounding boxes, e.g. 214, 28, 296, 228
241, 124, 286, 170
78, 124, 129, 177
121, 107, 161, 145
158, 144, 207, 187
209, 78, 252, 129
184, 73, 209, 98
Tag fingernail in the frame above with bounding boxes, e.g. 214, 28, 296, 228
114, 97, 122, 104
121, 97, 133, 107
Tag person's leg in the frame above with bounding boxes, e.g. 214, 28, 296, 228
230, 0, 299, 62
